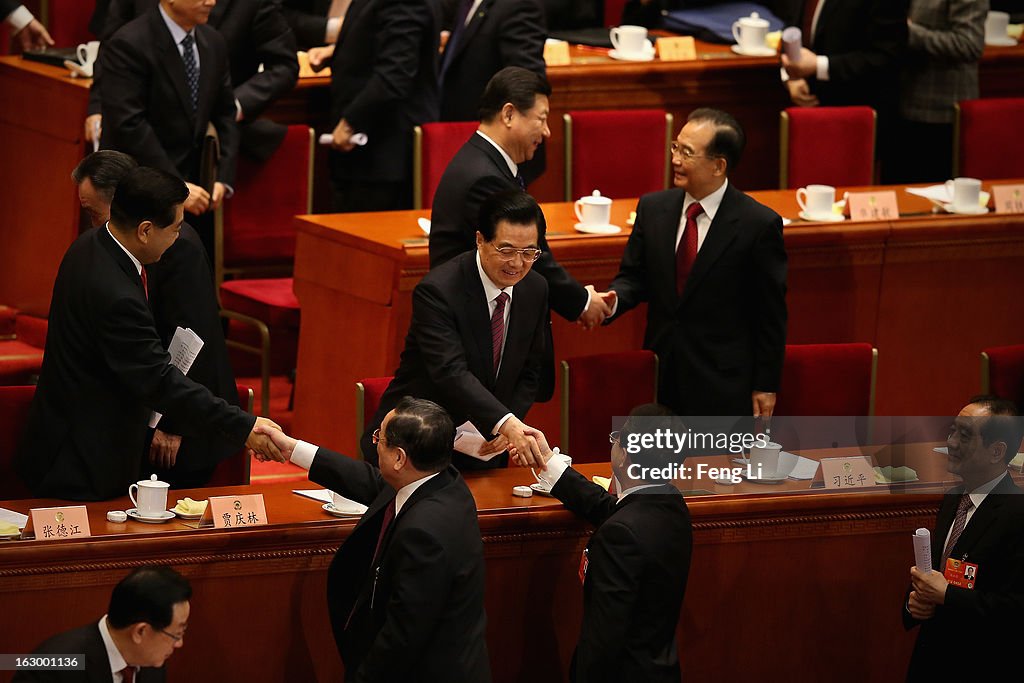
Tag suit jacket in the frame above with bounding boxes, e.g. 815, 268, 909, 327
15, 228, 254, 501
146, 223, 240, 478
328, 0, 440, 184
551, 469, 692, 683
281, 0, 331, 50
12, 622, 165, 683
1, 0, 21, 21
609, 184, 787, 416
903, 475, 1024, 681
309, 451, 491, 682
98, 8, 240, 186
361, 250, 548, 469
439, 0, 546, 122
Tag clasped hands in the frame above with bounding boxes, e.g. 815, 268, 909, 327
907, 566, 949, 620
781, 48, 820, 108
246, 416, 289, 463
578, 286, 617, 330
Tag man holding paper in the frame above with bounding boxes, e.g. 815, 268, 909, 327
903, 396, 1024, 681
16, 167, 280, 501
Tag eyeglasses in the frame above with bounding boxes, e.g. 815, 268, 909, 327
371, 428, 384, 445
158, 627, 186, 643
670, 142, 719, 163
609, 431, 621, 445
490, 243, 542, 262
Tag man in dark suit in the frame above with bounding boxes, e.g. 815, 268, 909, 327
325, 0, 440, 211
364, 190, 550, 470
521, 404, 692, 683
605, 108, 787, 418
14, 566, 191, 683
281, 0, 342, 50
16, 167, 278, 501
438, 0, 546, 123
72, 151, 240, 489
904, 396, 1024, 682
90, 0, 298, 161
98, 0, 240, 250
258, 397, 491, 682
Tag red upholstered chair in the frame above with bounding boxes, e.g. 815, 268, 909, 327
356, 376, 393, 453
774, 343, 877, 416
0, 385, 36, 500
0, 312, 47, 386
561, 351, 658, 464
779, 106, 876, 189
981, 345, 1024, 407
206, 384, 255, 487
217, 125, 313, 416
955, 98, 1024, 178
412, 122, 478, 209
47, 0, 97, 46
563, 109, 673, 201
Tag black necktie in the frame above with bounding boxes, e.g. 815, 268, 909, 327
440, 0, 474, 79
180, 33, 199, 111
514, 172, 526, 190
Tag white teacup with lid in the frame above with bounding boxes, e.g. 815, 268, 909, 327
732, 12, 769, 53
129, 474, 170, 517
575, 190, 613, 227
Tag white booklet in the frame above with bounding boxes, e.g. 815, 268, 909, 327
454, 421, 507, 461
149, 327, 204, 428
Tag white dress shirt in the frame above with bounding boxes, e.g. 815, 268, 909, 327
675, 178, 729, 252
98, 616, 136, 683
159, 4, 200, 72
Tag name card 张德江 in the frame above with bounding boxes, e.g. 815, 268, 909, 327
821, 456, 877, 490
204, 494, 268, 529
847, 191, 899, 221
28, 506, 91, 540
992, 184, 1024, 214
656, 36, 697, 61
543, 40, 571, 67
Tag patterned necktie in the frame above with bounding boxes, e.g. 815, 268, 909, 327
120, 666, 135, 683
490, 291, 509, 373
140, 266, 149, 300
940, 493, 973, 569
514, 172, 526, 190
180, 33, 199, 111
675, 202, 703, 296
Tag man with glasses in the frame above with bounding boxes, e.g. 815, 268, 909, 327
362, 189, 550, 469
601, 108, 787, 419
15, 566, 191, 682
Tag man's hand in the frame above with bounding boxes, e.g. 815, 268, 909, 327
253, 422, 298, 461
910, 566, 948, 606
331, 118, 357, 152
149, 429, 182, 469
907, 590, 936, 620
507, 425, 554, 463
578, 285, 612, 330
752, 391, 776, 419
785, 79, 819, 107
14, 19, 54, 51
307, 44, 335, 71
479, 434, 509, 457
211, 182, 226, 210
84, 114, 103, 143
500, 416, 545, 468
184, 182, 211, 215
781, 47, 818, 80
246, 416, 285, 462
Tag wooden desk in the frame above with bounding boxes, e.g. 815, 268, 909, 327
0, 444, 966, 683
293, 181, 1024, 452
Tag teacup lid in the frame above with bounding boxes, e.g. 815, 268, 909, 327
739, 12, 769, 27
580, 189, 612, 204
139, 473, 169, 488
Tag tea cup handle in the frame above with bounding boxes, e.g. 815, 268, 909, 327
732, 22, 743, 45
574, 199, 585, 223
128, 484, 139, 509
796, 187, 808, 213
77, 43, 89, 65
944, 179, 954, 202
609, 28, 620, 51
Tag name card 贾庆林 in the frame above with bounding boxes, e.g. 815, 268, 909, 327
204, 494, 268, 529
656, 36, 696, 61
821, 457, 877, 490
992, 184, 1024, 214
847, 191, 899, 221
28, 506, 91, 540
543, 40, 571, 67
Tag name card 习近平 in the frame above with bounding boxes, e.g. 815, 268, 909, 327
204, 494, 268, 529
28, 506, 91, 541
543, 40, 571, 67
847, 191, 899, 221
992, 184, 1024, 214
656, 36, 696, 61
821, 457, 876, 490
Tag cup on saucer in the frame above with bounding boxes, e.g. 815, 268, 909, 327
732, 12, 769, 53
610, 25, 648, 58
76, 41, 100, 78
945, 177, 983, 213
985, 11, 1016, 46
749, 441, 782, 479
796, 184, 837, 221
129, 474, 169, 518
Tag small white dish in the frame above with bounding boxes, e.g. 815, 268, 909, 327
529, 482, 554, 496
63, 59, 92, 78
985, 37, 1018, 47
744, 472, 788, 484
322, 502, 366, 517
417, 217, 431, 235
714, 477, 736, 486
799, 210, 846, 223
574, 222, 622, 235
609, 45, 655, 62
941, 203, 989, 215
126, 508, 175, 523
173, 509, 205, 520
730, 44, 777, 57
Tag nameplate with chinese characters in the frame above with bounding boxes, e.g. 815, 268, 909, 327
543, 40, 571, 67
992, 184, 1024, 214
203, 494, 268, 529
26, 506, 91, 541
656, 36, 697, 61
847, 191, 899, 222
821, 457, 876, 490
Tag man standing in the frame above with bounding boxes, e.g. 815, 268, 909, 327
258, 397, 491, 682
16, 167, 278, 501
904, 396, 1024, 681
14, 567, 191, 683
605, 108, 787, 418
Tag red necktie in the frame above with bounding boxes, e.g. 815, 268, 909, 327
490, 291, 509, 373
120, 667, 135, 683
675, 202, 703, 296
940, 494, 973, 569
140, 267, 149, 300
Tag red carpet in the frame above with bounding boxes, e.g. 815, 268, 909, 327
237, 374, 308, 484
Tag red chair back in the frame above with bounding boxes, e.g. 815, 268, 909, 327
48, 0, 97, 45
956, 98, 1024, 178
357, 377, 394, 431
206, 384, 255, 487
982, 344, 1024, 407
774, 343, 876, 416
604, 0, 627, 27
415, 122, 479, 209
0, 385, 36, 499
564, 109, 672, 200
780, 106, 875, 189
562, 351, 658, 463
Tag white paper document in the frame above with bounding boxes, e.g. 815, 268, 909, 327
293, 489, 333, 504
454, 421, 507, 461
913, 528, 932, 572
905, 185, 952, 204
779, 451, 820, 480
0, 507, 29, 530
149, 327, 204, 428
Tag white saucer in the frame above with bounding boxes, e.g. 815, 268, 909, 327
574, 222, 622, 235
744, 472, 789, 484
322, 502, 366, 517
942, 203, 989, 215
529, 482, 554, 497
126, 508, 175, 523
985, 37, 1018, 47
730, 44, 777, 57
172, 509, 205, 520
609, 47, 655, 62
799, 210, 846, 223
416, 217, 431, 235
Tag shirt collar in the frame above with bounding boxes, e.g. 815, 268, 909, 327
475, 130, 518, 178
967, 471, 1008, 507
475, 251, 514, 304
394, 471, 441, 515
684, 178, 729, 222
106, 224, 143, 276
159, 3, 193, 46
98, 615, 132, 679
617, 482, 667, 503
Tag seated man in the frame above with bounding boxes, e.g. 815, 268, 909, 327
14, 566, 191, 683
257, 397, 491, 682
362, 190, 550, 469
904, 396, 1024, 681
516, 404, 693, 682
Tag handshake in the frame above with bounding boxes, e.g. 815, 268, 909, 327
244, 417, 297, 463
578, 286, 618, 331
